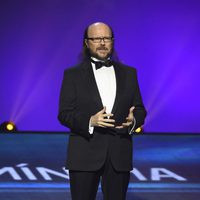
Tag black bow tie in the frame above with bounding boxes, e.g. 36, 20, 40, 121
91, 59, 113, 70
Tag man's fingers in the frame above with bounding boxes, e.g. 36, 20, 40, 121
95, 106, 134, 128
102, 118, 115, 123
98, 121, 115, 127
98, 124, 106, 128
116, 122, 132, 129
115, 125, 124, 129
122, 122, 132, 127
102, 113, 113, 118
126, 117, 133, 123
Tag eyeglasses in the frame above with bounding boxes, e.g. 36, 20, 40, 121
87, 37, 113, 43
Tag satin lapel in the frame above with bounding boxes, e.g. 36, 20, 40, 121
81, 61, 103, 110
111, 63, 125, 114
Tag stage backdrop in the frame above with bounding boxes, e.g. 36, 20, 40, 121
0, 0, 200, 133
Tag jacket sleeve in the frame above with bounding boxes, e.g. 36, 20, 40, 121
58, 69, 92, 139
132, 69, 147, 131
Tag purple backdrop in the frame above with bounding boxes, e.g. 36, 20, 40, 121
0, 0, 200, 132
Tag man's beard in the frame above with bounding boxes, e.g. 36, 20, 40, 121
89, 47, 113, 61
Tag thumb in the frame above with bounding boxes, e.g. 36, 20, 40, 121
99, 106, 106, 114
130, 106, 135, 113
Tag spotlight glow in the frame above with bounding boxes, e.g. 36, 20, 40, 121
6, 123, 14, 131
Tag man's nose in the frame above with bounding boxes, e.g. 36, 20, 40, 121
100, 39, 105, 45
100, 38, 106, 44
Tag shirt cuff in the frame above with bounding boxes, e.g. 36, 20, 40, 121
89, 118, 94, 134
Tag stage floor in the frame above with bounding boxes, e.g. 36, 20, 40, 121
0, 133, 199, 200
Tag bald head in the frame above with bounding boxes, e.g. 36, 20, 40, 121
87, 22, 113, 39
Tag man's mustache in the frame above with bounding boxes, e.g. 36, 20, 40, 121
96, 47, 108, 51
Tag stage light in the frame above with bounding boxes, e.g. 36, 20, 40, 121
0, 121, 18, 133
135, 126, 143, 133
6, 123, 14, 131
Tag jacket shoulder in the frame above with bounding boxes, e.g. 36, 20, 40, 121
116, 62, 137, 74
63, 62, 85, 77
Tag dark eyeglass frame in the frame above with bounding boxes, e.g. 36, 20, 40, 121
87, 37, 114, 43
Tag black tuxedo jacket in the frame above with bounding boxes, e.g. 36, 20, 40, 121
58, 59, 146, 172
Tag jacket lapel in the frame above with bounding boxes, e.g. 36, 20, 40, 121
81, 60, 103, 110
80, 60, 125, 114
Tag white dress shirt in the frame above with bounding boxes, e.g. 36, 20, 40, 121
91, 58, 116, 114
89, 57, 116, 134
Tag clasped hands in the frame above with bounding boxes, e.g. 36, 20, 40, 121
90, 106, 135, 129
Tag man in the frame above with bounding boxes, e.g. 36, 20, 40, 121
58, 22, 146, 200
